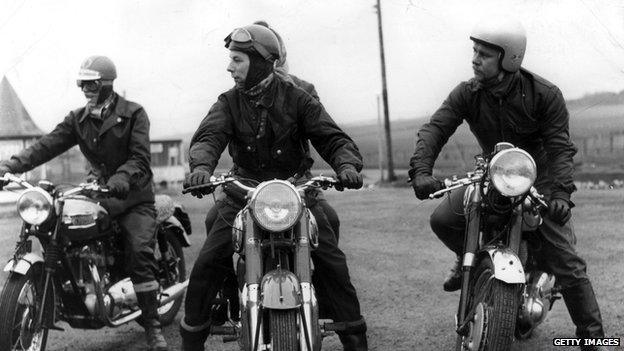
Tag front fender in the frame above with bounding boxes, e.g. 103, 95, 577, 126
3, 252, 44, 275
261, 270, 301, 309
163, 216, 191, 247
483, 247, 525, 284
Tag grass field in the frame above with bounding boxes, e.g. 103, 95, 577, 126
0, 187, 622, 350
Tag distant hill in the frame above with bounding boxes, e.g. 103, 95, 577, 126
567, 89, 624, 109
164, 89, 624, 175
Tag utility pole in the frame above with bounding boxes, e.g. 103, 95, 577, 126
375, 0, 396, 181
376, 94, 384, 182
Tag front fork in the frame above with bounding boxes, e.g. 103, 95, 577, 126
456, 188, 480, 335
296, 210, 316, 351
240, 210, 317, 351
241, 211, 264, 350
456, 189, 524, 335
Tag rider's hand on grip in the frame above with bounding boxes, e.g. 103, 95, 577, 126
548, 197, 573, 225
337, 165, 363, 190
411, 174, 444, 200
106, 173, 130, 199
183, 168, 213, 198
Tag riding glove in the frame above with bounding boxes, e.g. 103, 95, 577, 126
337, 164, 363, 190
183, 168, 213, 198
411, 174, 444, 200
106, 173, 130, 199
548, 197, 573, 225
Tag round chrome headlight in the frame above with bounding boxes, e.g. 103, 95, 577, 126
489, 148, 537, 197
250, 180, 302, 232
17, 188, 53, 225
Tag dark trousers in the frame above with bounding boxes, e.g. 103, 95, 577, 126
103, 199, 159, 291
429, 187, 604, 337
183, 195, 364, 334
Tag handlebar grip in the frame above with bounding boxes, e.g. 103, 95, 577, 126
182, 183, 215, 195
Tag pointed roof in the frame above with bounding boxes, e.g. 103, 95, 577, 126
0, 76, 43, 139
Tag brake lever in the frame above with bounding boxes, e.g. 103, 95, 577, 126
529, 187, 549, 209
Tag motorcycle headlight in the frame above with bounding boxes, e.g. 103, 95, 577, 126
250, 180, 302, 231
17, 188, 53, 225
489, 148, 537, 197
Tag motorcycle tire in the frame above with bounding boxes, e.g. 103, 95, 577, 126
456, 258, 520, 351
137, 228, 186, 327
269, 309, 298, 351
0, 263, 54, 351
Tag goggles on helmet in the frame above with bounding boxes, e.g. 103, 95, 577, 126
224, 27, 273, 61
77, 80, 101, 93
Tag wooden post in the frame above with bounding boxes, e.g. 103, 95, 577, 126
375, 0, 396, 181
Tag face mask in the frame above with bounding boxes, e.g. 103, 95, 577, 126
78, 80, 113, 106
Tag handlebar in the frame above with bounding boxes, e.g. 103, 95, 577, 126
428, 172, 483, 199
182, 175, 340, 196
62, 182, 110, 197
1, 172, 109, 197
427, 171, 549, 209
1, 173, 35, 189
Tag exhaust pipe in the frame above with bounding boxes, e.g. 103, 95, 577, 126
159, 279, 189, 306
109, 279, 189, 326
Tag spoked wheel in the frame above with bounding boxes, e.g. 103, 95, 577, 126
269, 309, 298, 351
138, 229, 186, 327
456, 258, 520, 351
0, 263, 54, 351
154, 230, 186, 326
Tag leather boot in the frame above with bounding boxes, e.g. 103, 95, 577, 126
443, 256, 462, 292
179, 318, 210, 351
136, 290, 169, 351
338, 332, 368, 351
561, 280, 605, 341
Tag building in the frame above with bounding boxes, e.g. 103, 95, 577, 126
150, 138, 186, 188
0, 76, 46, 180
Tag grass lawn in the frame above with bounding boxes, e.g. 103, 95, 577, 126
0, 187, 622, 350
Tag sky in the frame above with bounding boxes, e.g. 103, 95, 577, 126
1, 0, 624, 138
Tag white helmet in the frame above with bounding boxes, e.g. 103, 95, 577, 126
470, 18, 526, 72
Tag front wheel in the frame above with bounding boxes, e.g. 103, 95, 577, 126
456, 258, 520, 351
269, 309, 298, 351
0, 263, 54, 351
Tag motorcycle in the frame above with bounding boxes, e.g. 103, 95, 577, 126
183, 174, 345, 351
428, 142, 561, 351
0, 173, 191, 351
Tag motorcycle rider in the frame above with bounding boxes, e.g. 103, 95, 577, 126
201, 20, 342, 324
0, 56, 168, 351
408, 18, 606, 349
204, 21, 340, 241
179, 24, 368, 351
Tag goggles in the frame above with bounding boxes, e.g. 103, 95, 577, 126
77, 80, 101, 93
224, 27, 273, 61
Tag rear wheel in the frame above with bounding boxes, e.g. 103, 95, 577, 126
138, 228, 186, 327
269, 309, 298, 351
0, 263, 54, 351
456, 258, 520, 351
155, 230, 186, 326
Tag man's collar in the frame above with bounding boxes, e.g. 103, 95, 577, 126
470, 71, 519, 99
78, 93, 131, 122
242, 73, 275, 108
